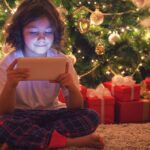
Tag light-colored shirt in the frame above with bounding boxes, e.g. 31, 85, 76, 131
0, 49, 79, 110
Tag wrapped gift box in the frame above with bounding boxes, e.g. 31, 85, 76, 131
115, 100, 150, 123
80, 85, 87, 100
103, 81, 140, 102
86, 96, 115, 124
144, 78, 150, 91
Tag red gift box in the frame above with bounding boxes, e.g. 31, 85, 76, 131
144, 78, 150, 91
115, 99, 150, 123
103, 81, 140, 102
80, 85, 87, 100
86, 96, 115, 124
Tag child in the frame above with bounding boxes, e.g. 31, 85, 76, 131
0, 0, 104, 149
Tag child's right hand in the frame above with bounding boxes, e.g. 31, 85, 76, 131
6, 59, 29, 88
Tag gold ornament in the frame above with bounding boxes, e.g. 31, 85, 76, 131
132, 0, 145, 8
95, 43, 105, 55
90, 8, 104, 26
108, 32, 120, 45
77, 18, 90, 34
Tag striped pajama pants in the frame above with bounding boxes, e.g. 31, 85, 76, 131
0, 108, 99, 150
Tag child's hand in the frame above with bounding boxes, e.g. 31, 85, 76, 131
6, 59, 29, 88
55, 63, 76, 90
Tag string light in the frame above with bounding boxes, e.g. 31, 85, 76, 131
94, 2, 97, 5
126, 26, 130, 30
141, 56, 145, 60
118, 66, 123, 70
87, 1, 91, 5
4, 9, 8, 12
78, 1, 82, 5
91, 59, 95, 63
106, 71, 111, 75
139, 63, 143, 66
121, 28, 125, 32
121, 71, 125, 75
79, 63, 100, 78
11, 8, 17, 14
108, 31, 112, 34
77, 50, 81, 53
102, 5, 106, 9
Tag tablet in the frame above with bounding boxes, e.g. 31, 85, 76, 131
17, 57, 67, 80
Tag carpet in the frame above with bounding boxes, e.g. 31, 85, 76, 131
59, 123, 150, 150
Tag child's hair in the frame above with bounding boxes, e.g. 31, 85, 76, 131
3, 0, 64, 51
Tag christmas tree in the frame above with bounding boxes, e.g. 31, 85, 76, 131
0, 0, 150, 88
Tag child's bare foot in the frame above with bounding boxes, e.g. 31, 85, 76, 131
1, 143, 8, 150
66, 133, 104, 149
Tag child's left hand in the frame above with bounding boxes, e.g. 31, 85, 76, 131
55, 63, 76, 91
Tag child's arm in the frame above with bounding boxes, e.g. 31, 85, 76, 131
64, 83, 84, 109
0, 81, 16, 114
55, 63, 83, 109
0, 59, 29, 115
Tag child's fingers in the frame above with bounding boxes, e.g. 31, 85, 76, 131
65, 62, 69, 73
7, 59, 17, 71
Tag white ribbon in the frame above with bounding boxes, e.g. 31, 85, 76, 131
86, 84, 112, 123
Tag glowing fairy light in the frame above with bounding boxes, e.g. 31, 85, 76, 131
94, 1, 97, 5
141, 56, 145, 60
11, 8, 17, 14
106, 71, 111, 75
121, 71, 125, 75
134, 28, 139, 33
2, 30, 5, 34
121, 28, 125, 32
144, 31, 150, 41
77, 50, 81, 53
102, 5, 106, 9
126, 26, 130, 30
4, 9, 8, 12
69, 45, 72, 48
78, 1, 82, 5
87, 1, 91, 4
108, 31, 112, 34
91, 59, 95, 63
139, 63, 143, 66
118, 65, 123, 70
82, 56, 85, 59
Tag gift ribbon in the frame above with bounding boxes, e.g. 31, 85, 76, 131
100, 97, 105, 124
143, 100, 150, 122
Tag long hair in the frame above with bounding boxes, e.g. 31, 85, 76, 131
3, 0, 64, 51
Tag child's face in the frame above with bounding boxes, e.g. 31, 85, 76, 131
23, 17, 54, 56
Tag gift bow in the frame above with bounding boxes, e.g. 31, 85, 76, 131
86, 84, 112, 124
112, 75, 135, 87
112, 75, 136, 100
86, 84, 112, 99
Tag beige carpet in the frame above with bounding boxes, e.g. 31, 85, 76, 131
59, 123, 150, 150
